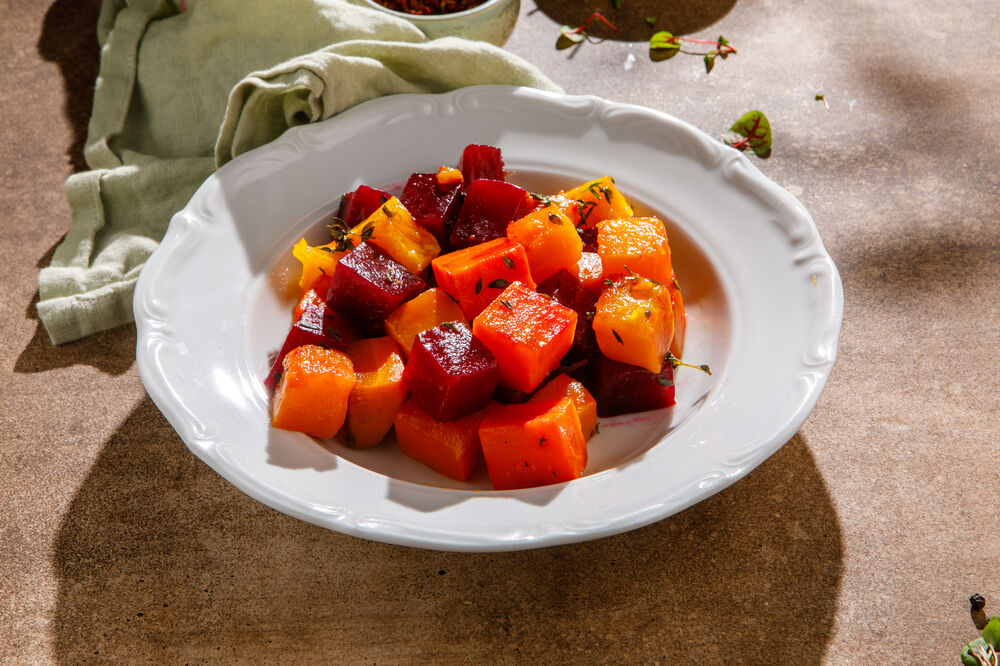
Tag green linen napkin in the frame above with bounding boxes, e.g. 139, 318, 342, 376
38, 0, 561, 344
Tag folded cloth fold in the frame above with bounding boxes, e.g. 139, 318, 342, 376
38, 0, 561, 344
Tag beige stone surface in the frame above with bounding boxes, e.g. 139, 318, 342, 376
2, 0, 998, 662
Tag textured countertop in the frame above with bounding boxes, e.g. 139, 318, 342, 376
4, 0, 999, 662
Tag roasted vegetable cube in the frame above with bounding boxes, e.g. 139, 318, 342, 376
345, 337, 408, 448
431, 238, 535, 320
394, 397, 487, 481
402, 322, 499, 421
561, 176, 633, 229
399, 172, 462, 242
592, 275, 674, 373
478, 398, 587, 490
530, 373, 599, 441
327, 242, 426, 335
596, 216, 674, 285
264, 287, 357, 389
506, 205, 583, 284
576, 251, 604, 297
271, 345, 355, 438
472, 281, 577, 394
384, 287, 468, 358
338, 184, 391, 227
449, 179, 533, 250
457, 144, 504, 189
587, 353, 675, 417
291, 237, 347, 295
353, 196, 440, 274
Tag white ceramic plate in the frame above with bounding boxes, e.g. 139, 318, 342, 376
135, 86, 843, 552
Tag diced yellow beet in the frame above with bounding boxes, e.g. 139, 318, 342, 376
506, 205, 583, 284
560, 176, 634, 229
352, 196, 441, 274
596, 217, 673, 285
345, 337, 408, 448
292, 237, 347, 294
384, 288, 468, 357
593, 276, 674, 373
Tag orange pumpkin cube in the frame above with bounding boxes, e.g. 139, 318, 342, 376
472, 281, 577, 393
271, 345, 355, 438
345, 337, 408, 448
531, 373, 599, 441
394, 397, 487, 481
353, 196, 441, 274
384, 288, 468, 357
593, 275, 674, 373
596, 216, 674, 285
478, 397, 587, 490
560, 176, 634, 229
506, 205, 583, 284
431, 238, 536, 320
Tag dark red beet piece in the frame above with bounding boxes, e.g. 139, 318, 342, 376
537, 268, 598, 364
326, 242, 425, 335
403, 322, 499, 421
458, 144, 504, 190
337, 185, 391, 227
399, 172, 462, 243
587, 354, 675, 417
264, 289, 357, 389
449, 179, 532, 250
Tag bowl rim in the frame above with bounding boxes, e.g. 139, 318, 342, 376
360, 0, 510, 22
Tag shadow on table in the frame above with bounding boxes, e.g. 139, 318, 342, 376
532, 0, 738, 42
37, 0, 103, 173
52, 397, 843, 663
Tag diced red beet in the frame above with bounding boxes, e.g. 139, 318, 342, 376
326, 242, 426, 335
587, 353, 675, 417
537, 268, 598, 364
458, 144, 504, 190
337, 185, 390, 227
449, 179, 533, 250
579, 226, 599, 253
402, 322, 499, 421
264, 290, 357, 390
399, 172, 463, 243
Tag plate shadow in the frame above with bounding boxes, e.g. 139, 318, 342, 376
52, 397, 842, 662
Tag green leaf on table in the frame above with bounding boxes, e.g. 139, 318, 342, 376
644, 16, 657, 27
984, 616, 1000, 647
703, 53, 715, 73
557, 25, 586, 50
726, 110, 772, 159
649, 31, 680, 61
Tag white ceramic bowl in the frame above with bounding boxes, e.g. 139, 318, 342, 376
360, 0, 520, 45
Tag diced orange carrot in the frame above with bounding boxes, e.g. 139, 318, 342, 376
394, 397, 486, 481
431, 238, 536, 320
559, 176, 634, 229
352, 196, 440, 274
593, 275, 674, 373
506, 205, 583, 284
471, 281, 577, 393
576, 251, 604, 297
531, 373, 598, 441
667, 273, 686, 358
345, 337, 408, 448
271, 345, 355, 438
384, 288, 468, 357
292, 237, 347, 295
478, 398, 587, 490
596, 217, 673, 285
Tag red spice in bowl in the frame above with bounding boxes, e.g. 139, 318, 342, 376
373, 0, 488, 15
